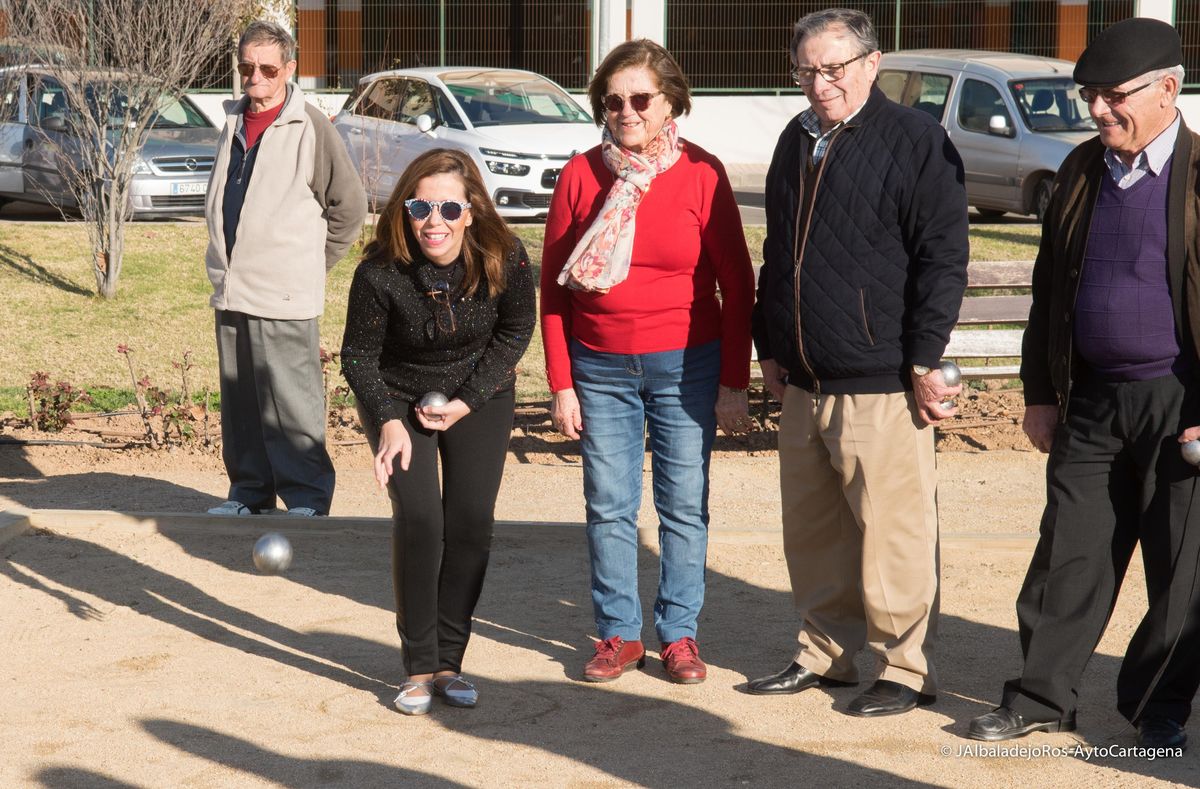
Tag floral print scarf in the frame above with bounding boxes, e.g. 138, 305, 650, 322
556, 118, 682, 293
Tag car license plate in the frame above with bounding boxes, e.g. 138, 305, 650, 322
171, 182, 207, 196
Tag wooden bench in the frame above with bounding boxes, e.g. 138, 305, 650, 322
945, 328, 1023, 379
966, 260, 1033, 290
746, 259, 1033, 417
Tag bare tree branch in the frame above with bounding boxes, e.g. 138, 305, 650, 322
2, 0, 249, 297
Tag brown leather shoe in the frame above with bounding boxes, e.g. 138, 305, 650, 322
583, 636, 646, 682
661, 637, 706, 684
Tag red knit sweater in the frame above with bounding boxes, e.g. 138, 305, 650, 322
242, 102, 284, 149
540, 141, 755, 392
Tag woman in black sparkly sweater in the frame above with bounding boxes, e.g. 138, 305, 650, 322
341, 149, 535, 715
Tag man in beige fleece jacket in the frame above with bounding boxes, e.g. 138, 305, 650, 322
204, 21, 367, 517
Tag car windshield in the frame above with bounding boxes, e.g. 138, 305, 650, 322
1009, 79, 1096, 132
439, 70, 591, 127
41, 81, 210, 130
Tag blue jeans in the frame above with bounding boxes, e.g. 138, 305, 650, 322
571, 338, 719, 644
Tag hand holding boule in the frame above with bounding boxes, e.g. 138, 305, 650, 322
939, 361, 962, 410
418, 391, 448, 422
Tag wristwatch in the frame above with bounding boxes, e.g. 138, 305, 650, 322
911, 364, 932, 376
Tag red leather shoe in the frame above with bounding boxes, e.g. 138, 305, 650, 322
661, 637, 706, 684
583, 636, 646, 682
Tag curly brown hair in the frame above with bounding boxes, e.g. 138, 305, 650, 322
586, 39, 692, 126
363, 148, 513, 298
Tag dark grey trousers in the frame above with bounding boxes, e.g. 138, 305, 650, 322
215, 310, 335, 514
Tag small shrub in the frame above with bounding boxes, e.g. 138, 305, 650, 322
27, 372, 92, 431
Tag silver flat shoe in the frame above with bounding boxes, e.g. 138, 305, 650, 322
394, 681, 433, 716
433, 675, 478, 708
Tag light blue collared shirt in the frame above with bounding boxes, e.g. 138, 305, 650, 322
1104, 112, 1181, 189
799, 103, 866, 164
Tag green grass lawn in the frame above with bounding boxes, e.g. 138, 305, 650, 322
0, 219, 1039, 414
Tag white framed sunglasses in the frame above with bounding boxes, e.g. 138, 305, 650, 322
404, 199, 472, 221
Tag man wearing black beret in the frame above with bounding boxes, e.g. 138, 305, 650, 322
968, 17, 1200, 750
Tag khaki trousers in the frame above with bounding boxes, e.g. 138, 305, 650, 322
779, 385, 940, 694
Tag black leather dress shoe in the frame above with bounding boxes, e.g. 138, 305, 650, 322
845, 679, 936, 717
1137, 716, 1187, 749
967, 706, 1077, 741
745, 662, 856, 695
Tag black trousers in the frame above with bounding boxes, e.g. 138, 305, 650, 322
360, 390, 514, 675
1002, 374, 1200, 725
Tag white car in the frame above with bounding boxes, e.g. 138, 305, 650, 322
333, 67, 598, 219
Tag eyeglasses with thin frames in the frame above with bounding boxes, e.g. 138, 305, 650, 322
237, 62, 283, 79
790, 52, 869, 87
1078, 75, 1163, 106
602, 92, 662, 113
425, 280, 457, 337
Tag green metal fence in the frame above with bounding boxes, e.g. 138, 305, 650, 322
666, 0, 1135, 93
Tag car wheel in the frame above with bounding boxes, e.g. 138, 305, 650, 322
1032, 179, 1052, 223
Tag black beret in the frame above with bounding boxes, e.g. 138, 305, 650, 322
1074, 17, 1182, 87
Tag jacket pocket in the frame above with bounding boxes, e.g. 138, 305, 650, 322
858, 288, 877, 346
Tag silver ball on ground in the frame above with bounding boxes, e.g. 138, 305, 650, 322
1182, 439, 1200, 466
418, 391, 449, 422
253, 532, 293, 574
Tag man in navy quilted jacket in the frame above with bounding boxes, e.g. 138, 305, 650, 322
747, 7, 969, 717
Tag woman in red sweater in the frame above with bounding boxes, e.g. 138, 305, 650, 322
540, 39, 755, 685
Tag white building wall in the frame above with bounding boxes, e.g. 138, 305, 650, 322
630, 0, 666, 43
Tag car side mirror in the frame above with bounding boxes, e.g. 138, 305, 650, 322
988, 114, 1014, 138
41, 115, 67, 132
416, 113, 438, 137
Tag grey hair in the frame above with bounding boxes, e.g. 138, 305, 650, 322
238, 20, 296, 63
1154, 64, 1186, 95
790, 8, 879, 64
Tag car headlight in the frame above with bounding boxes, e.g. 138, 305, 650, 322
485, 160, 531, 176
131, 159, 152, 174
480, 148, 534, 177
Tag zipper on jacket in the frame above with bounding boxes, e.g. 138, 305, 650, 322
858, 289, 876, 345
792, 127, 843, 406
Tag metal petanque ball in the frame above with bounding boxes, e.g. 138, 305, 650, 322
253, 532, 293, 575
940, 360, 962, 387
418, 391, 449, 422
1182, 439, 1200, 467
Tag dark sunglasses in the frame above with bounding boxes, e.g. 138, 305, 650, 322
425, 280, 457, 337
1078, 76, 1163, 106
602, 91, 662, 113
237, 62, 282, 79
404, 198, 471, 222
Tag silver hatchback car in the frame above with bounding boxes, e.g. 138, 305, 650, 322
0, 66, 218, 218
878, 50, 1096, 220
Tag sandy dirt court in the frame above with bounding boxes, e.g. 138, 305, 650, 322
3, 409, 1200, 787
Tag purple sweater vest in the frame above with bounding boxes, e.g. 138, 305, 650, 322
1073, 158, 1182, 381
